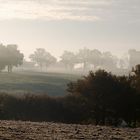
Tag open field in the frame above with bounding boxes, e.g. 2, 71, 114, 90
0, 71, 80, 96
0, 120, 139, 140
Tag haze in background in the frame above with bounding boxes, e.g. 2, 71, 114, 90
0, 0, 140, 59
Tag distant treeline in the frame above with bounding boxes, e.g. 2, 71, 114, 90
1, 43, 140, 74
28, 48, 140, 74
0, 65, 140, 127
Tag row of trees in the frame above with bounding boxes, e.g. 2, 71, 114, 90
60, 49, 118, 71
29, 48, 140, 73
29, 48, 118, 71
0, 44, 24, 72
0, 43, 140, 73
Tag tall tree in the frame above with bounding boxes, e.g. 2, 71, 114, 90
101, 52, 118, 71
29, 48, 46, 70
0, 44, 7, 71
29, 48, 57, 71
76, 48, 92, 71
90, 49, 102, 69
0, 44, 24, 72
131, 64, 140, 92
6, 44, 24, 73
128, 49, 140, 69
60, 51, 77, 71
44, 52, 57, 70
129, 65, 140, 125
76, 48, 102, 71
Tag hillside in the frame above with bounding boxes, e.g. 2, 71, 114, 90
0, 71, 80, 96
0, 120, 139, 140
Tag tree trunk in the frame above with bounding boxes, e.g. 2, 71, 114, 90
8, 65, 13, 73
83, 61, 86, 70
8, 65, 10, 73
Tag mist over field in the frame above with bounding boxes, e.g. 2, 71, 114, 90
0, 0, 140, 139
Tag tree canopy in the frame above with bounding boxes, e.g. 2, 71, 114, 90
60, 51, 77, 70
29, 48, 57, 70
67, 68, 139, 126
0, 44, 24, 72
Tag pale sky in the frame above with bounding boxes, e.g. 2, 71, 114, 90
0, 0, 140, 59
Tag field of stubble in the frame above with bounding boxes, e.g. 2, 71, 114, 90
0, 121, 139, 140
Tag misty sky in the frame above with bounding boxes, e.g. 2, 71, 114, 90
0, 0, 140, 59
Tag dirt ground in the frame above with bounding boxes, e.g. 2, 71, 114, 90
0, 120, 139, 140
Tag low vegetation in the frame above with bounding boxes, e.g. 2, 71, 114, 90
0, 65, 140, 127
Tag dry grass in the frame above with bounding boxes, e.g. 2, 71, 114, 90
0, 120, 139, 140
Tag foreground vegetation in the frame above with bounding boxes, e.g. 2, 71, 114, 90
0, 65, 140, 127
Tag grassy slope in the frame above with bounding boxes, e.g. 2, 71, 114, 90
0, 71, 80, 96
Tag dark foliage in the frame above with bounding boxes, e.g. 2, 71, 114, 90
67, 67, 140, 126
0, 66, 140, 127
0, 94, 87, 123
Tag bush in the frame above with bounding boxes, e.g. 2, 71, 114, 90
0, 67, 139, 127
67, 69, 140, 126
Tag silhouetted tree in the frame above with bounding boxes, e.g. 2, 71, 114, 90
76, 49, 119, 72
6, 44, 24, 72
130, 65, 140, 124
76, 48, 92, 71
60, 51, 77, 71
44, 52, 57, 71
130, 64, 140, 92
67, 69, 136, 126
119, 59, 126, 69
0, 44, 7, 71
128, 49, 140, 69
101, 52, 118, 71
89, 49, 102, 69
30, 48, 47, 70
29, 48, 57, 71
0, 44, 24, 72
